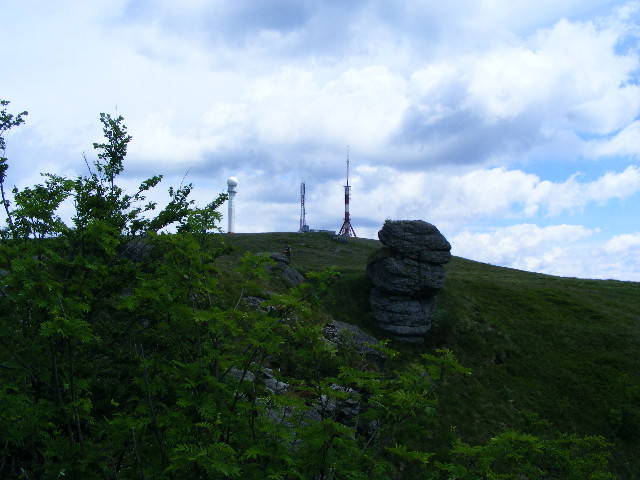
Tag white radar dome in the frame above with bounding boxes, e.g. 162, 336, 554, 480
227, 177, 238, 187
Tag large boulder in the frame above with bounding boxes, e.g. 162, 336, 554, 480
378, 220, 451, 263
367, 220, 451, 343
370, 289, 436, 332
367, 250, 446, 296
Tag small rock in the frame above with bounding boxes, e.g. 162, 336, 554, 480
261, 368, 290, 394
243, 296, 267, 311
316, 384, 361, 424
119, 238, 154, 262
278, 264, 305, 287
269, 252, 290, 265
228, 367, 256, 383
264, 377, 289, 395
262, 252, 305, 287
323, 320, 386, 366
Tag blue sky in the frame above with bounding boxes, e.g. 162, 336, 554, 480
2, 0, 640, 280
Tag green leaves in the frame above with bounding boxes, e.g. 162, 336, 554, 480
438, 431, 614, 480
92, 112, 130, 186
0, 99, 28, 231
385, 444, 433, 465
0, 99, 28, 157
170, 442, 242, 477
40, 316, 95, 343
12, 174, 73, 239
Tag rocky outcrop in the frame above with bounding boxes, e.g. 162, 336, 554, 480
323, 319, 386, 368
378, 220, 451, 263
119, 237, 154, 262
367, 220, 451, 343
262, 367, 290, 395
263, 252, 305, 287
228, 365, 361, 430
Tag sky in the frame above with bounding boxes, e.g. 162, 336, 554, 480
2, 0, 640, 280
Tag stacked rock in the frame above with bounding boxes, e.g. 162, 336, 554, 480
367, 220, 451, 343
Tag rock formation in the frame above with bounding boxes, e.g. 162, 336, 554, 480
323, 319, 386, 368
264, 252, 305, 287
367, 220, 451, 343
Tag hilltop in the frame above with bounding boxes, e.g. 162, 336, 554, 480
220, 231, 640, 478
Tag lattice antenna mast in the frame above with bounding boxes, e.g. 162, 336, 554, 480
338, 147, 357, 237
299, 181, 308, 232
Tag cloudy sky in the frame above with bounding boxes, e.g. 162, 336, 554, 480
2, 0, 640, 280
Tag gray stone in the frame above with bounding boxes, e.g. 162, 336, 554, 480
228, 367, 256, 383
264, 377, 289, 395
378, 220, 451, 263
370, 289, 436, 327
377, 323, 430, 336
388, 335, 426, 344
243, 296, 267, 310
367, 253, 446, 296
269, 252, 290, 265
315, 384, 361, 424
119, 238, 154, 262
262, 251, 305, 287
367, 220, 450, 343
323, 320, 386, 366
277, 264, 305, 287
262, 369, 290, 394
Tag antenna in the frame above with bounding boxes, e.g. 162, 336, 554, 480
299, 180, 309, 232
346, 145, 350, 187
337, 146, 356, 237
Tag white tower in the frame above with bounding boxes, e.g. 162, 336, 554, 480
227, 177, 238, 233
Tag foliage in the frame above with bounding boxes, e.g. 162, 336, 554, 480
0, 101, 619, 479
439, 432, 614, 480
0, 99, 28, 231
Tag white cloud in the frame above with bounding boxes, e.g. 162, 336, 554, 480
587, 121, 640, 158
450, 224, 640, 280
409, 17, 639, 140
3, 0, 638, 173
249, 66, 409, 148
603, 232, 640, 252
451, 223, 595, 272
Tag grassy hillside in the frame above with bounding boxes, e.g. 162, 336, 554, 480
220, 232, 640, 478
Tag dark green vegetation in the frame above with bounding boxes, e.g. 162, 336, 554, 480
0, 100, 635, 478
223, 233, 640, 478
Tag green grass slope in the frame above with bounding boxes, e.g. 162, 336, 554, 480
220, 232, 640, 478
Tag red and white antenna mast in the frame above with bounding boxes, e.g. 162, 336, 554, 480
338, 147, 356, 237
